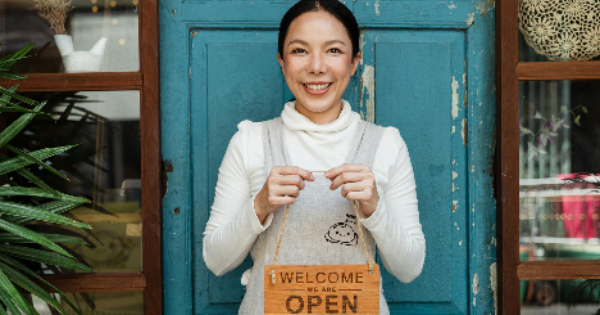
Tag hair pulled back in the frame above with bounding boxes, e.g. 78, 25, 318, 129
278, 0, 360, 60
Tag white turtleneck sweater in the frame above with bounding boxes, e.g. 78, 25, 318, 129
203, 100, 426, 285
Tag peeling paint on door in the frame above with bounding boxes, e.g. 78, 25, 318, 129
490, 262, 497, 315
472, 273, 480, 305
359, 31, 366, 65
451, 76, 459, 119
475, 0, 495, 16
462, 118, 468, 146
465, 12, 475, 27
360, 65, 375, 123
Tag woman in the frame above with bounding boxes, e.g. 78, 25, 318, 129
202, 0, 425, 313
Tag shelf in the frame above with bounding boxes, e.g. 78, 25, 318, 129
41, 273, 146, 293
517, 61, 600, 81
0, 72, 143, 92
518, 261, 600, 280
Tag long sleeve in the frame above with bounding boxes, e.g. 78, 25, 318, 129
202, 121, 273, 276
358, 127, 426, 283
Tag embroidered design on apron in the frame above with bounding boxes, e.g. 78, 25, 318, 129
324, 213, 359, 246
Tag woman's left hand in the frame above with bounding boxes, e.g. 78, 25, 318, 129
324, 163, 379, 217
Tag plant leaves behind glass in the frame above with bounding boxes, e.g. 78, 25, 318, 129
574, 114, 581, 126
521, 105, 586, 162
565, 279, 600, 313
0, 43, 90, 314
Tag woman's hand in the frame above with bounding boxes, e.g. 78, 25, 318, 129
254, 166, 315, 224
325, 163, 379, 217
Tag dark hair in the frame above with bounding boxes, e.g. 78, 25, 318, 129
278, 0, 360, 60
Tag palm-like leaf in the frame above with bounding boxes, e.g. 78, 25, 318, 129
5, 144, 71, 181
0, 279, 26, 315
0, 187, 88, 203
0, 201, 90, 229
0, 101, 46, 149
0, 255, 83, 315
0, 233, 92, 247
0, 43, 35, 73
12, 200, 88, 225
0, 145, 75, 176
0, 87, 39, 107
0, 43, 92, 314
0, 154, 61, 195
0, 268, 30, 314
0, 218, 75, 258
0, 261, 68, 314
0, 245, 92, 272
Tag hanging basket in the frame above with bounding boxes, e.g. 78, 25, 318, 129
518, 0, 600, 61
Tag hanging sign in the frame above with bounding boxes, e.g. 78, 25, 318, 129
263, 199, 379, 315
264, 264, 379, 314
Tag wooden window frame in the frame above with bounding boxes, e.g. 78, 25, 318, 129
0, 0, 162, 313
497, 0, 600, 314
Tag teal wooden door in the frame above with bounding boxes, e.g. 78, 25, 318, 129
160, 1, 497, 314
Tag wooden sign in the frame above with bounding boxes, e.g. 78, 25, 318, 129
264, 264, 380, 315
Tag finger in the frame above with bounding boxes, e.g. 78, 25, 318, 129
325, 163, 369, 179
344, 190, 370, 202
278, 175, 306, 190
278, 166, 315, 181
340, 182, 363, 197
268, 196, 297, 207
273, 185, 300, 198
330, 172, 365, 190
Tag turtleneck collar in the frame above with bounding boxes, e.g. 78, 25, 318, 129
281, 99, 356, 133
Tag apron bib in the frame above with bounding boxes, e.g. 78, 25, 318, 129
238, 117, 390, 315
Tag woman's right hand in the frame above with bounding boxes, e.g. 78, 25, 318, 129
254, 166, 315, 224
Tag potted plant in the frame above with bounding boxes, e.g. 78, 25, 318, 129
30, 0, 108, 73
0, 43, 93, 314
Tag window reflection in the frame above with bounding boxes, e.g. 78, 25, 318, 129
519, 81, 600, 261
521, 279, 600, 314
0, 0, 139, 73
13, 91, 142, 272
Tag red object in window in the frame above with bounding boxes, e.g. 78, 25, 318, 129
558, 173, 600, 240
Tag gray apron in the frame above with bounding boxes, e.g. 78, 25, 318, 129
239, 117, 390, 314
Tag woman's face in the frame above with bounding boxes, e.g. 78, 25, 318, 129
278, 11, 361, 123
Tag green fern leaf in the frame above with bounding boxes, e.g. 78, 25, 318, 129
0, 244, 92, 271
0, 218, 74, 257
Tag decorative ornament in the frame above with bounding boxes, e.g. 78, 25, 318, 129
54, 35, 108, 73
518, 0, 600, 61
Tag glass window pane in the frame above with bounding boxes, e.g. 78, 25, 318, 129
521, 279, 600, 314
0, 0, 139, 73
518, 0, 600, 62
12, 91, 142, 272
31, 290, 143, 314
519, 80, 600, 261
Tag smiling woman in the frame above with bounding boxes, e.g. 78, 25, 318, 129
201, 1, 426, 314
276, 6, 360, 124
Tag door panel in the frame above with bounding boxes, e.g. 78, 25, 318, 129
190, 30, 288, 306
360, 30, 467, 312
